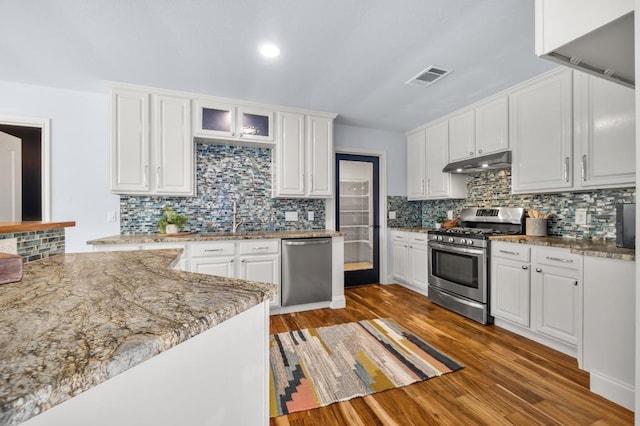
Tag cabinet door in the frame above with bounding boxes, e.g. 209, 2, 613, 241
391, 240, 409, 283
574, 72, 635, 189
532, 266, 579, 345
193, 100, 235, 138
239, 255, 280, 307
110, 88, 150, 193
448, 110, 475, 163
306, 115, 333, 197
191, 257, 235, 278
510, 69, 573, 193
236, 106, 274, 142
490, 258, 530, 327
408, 243, 428, 289
475, 96, 509, 156
273, 112, 305, 197
153, 95, 193, 195
425, 121, 450, 198
406, 130, 426, 200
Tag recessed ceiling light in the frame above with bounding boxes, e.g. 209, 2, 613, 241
259, 43, 281, 58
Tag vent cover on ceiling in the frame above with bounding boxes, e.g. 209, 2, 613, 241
405, 65, 452, 88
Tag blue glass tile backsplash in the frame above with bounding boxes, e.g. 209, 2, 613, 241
120, 144, 325, 234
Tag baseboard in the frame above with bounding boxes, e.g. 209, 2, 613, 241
590, 370, 635, 411
270, 301, 332, 315
394, 281, 429, 297
330, 295, 346, 309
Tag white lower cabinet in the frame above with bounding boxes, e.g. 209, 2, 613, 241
582, 256, 635, 410
490, 242, 581, 356
390, 231, 428, 294
191, 256, 235, 278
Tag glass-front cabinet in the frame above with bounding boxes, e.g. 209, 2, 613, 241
193, 100, 274, 143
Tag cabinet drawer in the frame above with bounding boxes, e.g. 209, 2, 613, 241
492, 242, 530, 262
409, 233, 429, 246
535, 247, 580, 270
390, 231, 408, 242
191, 242, 236, 257
238, 240, 279, 255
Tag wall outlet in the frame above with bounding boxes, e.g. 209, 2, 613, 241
0, 238, 18, 254
447, 210, 454, 220
388, 211, 397, 220
307, 211, 314, 221
107, 210, 118, 222
575, 208, 588, 225
285, 211, 298, 221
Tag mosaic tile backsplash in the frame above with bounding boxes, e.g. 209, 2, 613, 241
386, 196, 422, 228
419, 169, 635, 239
120, 144, 326, 234
0, 229, 66, 262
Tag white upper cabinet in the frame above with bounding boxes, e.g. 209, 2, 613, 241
535, 0, 633, 88
406, 130, 427, 200
573, 72, 635, 189
111, 88, 150, 193
306, 115, 333, 197
449, 96, 509, 164
448, 110, 476, 163
110, 88, 193, 196
425, 121, 466, 199
153, 95, 193, 195
475, 96, 509, 157
273, 113, 335, 198
193, 100, 274, 145
510, 69, 574, 194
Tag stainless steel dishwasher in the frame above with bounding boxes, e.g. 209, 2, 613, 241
281, 238, 332, 306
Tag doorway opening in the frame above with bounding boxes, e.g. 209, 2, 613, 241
336, 154, 380, 286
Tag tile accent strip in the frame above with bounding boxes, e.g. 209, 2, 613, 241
120, 144, 326, 234
0, 229, 66, 262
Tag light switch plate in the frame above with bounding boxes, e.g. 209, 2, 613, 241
0, 238, 18, 254
307, 211, 314, 221
447, 210, 454, 220
575, 209, 588, 225
388, 211, 397, 220
285, 211, 298, 221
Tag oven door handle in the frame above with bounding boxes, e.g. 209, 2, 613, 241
429, 242, 484, 256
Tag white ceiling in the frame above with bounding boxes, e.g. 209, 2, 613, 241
0, 0, 555, 132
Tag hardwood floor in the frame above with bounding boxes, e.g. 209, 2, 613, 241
269, 284, 633, 425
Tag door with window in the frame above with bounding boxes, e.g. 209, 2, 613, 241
336, 154, 380, 286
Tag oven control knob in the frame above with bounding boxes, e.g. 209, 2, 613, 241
431, 235, 438, 241
459, 238, 466, 244
437, 236, 443, 241
467, 240, 474, 246
447, 237, 455, 243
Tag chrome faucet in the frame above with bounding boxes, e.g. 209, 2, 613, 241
232, 200, 244, 234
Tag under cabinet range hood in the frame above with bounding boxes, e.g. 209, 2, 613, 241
442, 151, 511, 174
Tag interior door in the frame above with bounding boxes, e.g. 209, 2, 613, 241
0, 130, 22, 221
336, 154, 380, 286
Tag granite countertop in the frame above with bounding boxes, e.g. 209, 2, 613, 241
0, 249, 276, 426
490, 235, 635, 261
87, 229, 345, 245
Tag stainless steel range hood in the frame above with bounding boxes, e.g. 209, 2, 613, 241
442, 151, 511, 174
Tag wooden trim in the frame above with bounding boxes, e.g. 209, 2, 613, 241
0, 221, 76, 234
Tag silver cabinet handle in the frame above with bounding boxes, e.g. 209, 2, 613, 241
426, 179, 430, 194
564, 157, 570, 182
469, 151, 474, 156
252, 246, 270, 250
409, 245, 413, 249
157, 166, 162, 187
143, 165, 149, 187
581, 155, 587, 181
546, 256, 573, 263
574, 281, 578, 286
414, 238, 425, 242
404, 245, 408, 248
478, 149, 483, 154
522, 265, 528, 270
241, 259, 246, 263
204, 248, 224, 252
420, 179, 424, 193
499, 249, 519, 256
536, 268, 542, 272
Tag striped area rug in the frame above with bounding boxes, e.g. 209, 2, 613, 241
269, 318, 463, 417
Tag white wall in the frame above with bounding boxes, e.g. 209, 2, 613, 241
334, 124, 406, 196
0, 81, 119, 252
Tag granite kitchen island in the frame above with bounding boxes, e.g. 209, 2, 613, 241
0, 249, 275, 426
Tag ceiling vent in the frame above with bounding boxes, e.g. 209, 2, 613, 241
405, 65, 452, 88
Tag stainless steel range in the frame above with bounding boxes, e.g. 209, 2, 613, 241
428, 207, 525, 324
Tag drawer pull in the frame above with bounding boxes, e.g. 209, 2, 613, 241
546, 256, 573, 263
204, 248, 224, 252
522, 265, 528, 270
498, 249, 519, 256
414, 238, 425, 242
252, 246, 270, 250
536, 268, 542, 273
